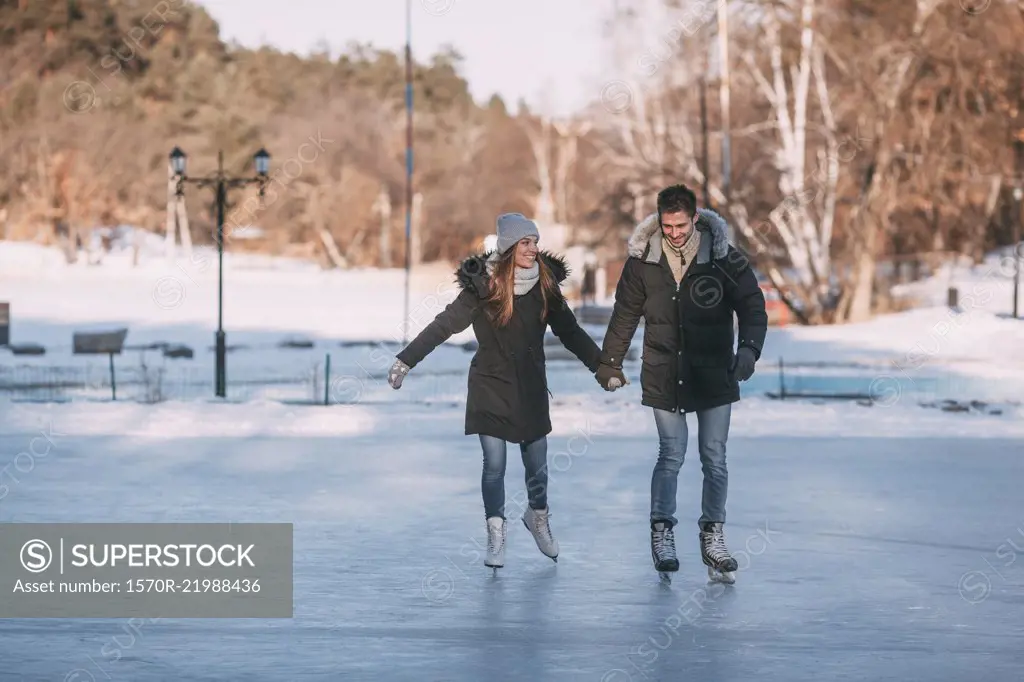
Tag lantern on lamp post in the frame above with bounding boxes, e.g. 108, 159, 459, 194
169, 147, 271, 397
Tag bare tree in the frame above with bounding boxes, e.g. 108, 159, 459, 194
739, 0, 842, 323
552, 119, 592, 228
523, 116, 557, 225
830, 0, 943, 322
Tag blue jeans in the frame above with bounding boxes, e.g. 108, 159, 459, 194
651, 404, 731, 527
479, 435, 549, 519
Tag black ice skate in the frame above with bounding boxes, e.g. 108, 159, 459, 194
651, 521, 679, 583
699, 522, 738, 584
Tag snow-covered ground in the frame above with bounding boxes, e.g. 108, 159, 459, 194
1, 239, 1022, 680
1, 241, 1021, 404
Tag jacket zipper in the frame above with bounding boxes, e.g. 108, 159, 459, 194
675, 277, 682, 412
532, 346, 553, 398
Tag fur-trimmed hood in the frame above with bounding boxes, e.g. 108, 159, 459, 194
454, 250, 570, 296
626, 207, 731, 265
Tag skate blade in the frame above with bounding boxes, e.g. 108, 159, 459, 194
658, 571, 673, 584
707, 567, 736, 584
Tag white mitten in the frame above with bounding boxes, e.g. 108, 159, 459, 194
388, 358, 410, 389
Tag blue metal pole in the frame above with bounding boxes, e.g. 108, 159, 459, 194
402, 0, 414, 345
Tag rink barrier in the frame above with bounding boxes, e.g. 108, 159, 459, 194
0, 351, 1018, 407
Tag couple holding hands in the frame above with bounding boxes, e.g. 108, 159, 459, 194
389, 184, 768, 582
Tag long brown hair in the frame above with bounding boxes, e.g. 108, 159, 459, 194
484, 248, 560, 327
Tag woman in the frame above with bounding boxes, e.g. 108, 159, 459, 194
388, 212, 603, 570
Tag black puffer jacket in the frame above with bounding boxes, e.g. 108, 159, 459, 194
600, 209, 768, 413
397, 251, 601, 443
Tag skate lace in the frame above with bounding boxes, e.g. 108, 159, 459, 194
488, 524, 505, 554
654, 528, 676, 558
535, 511, 553, 542
704, 531, 731, 561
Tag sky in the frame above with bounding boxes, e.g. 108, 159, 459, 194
194, 0, 624, 117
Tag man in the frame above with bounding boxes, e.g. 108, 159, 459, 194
594, 184, 768, 583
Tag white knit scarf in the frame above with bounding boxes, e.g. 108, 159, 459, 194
486, 252, 540, 295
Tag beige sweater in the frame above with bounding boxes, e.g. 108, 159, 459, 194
663, 230, 701, 283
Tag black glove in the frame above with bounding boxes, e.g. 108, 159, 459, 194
731, 347, 757, 382
595, 363, 629, 391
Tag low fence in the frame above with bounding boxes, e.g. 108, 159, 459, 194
1, 351, 1018, 409
0, 360, 323, 404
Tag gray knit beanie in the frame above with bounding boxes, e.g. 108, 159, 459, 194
495, 213, 540, 254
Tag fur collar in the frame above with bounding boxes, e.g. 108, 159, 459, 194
626, 207, 731, 265
454, 250, 570, 296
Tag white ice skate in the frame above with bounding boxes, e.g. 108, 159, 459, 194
700, 522, 737, 585
485, 517, 506, 573
523, 506, 558, 562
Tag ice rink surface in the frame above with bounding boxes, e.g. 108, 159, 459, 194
0, 395, 1021, 682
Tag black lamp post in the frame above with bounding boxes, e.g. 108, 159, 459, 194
169, 147, 271, 398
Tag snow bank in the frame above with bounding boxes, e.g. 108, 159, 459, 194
2, 239, 1022, 399
1, 392, 1021, 441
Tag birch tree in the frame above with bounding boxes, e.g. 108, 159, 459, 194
552, 119, 592, 226
598, 0, 968, 324
596, 69, 722, 212
739, 0, 842, 323
523, 116, 557, 225
522, 115, 592, 231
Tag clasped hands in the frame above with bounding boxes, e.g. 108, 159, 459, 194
595, 363, 629, 391
596, 347, 757, 392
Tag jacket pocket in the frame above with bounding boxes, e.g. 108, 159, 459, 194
689, 357, 733, 395
640, 351, 671, 389
471, 354, 511, 383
